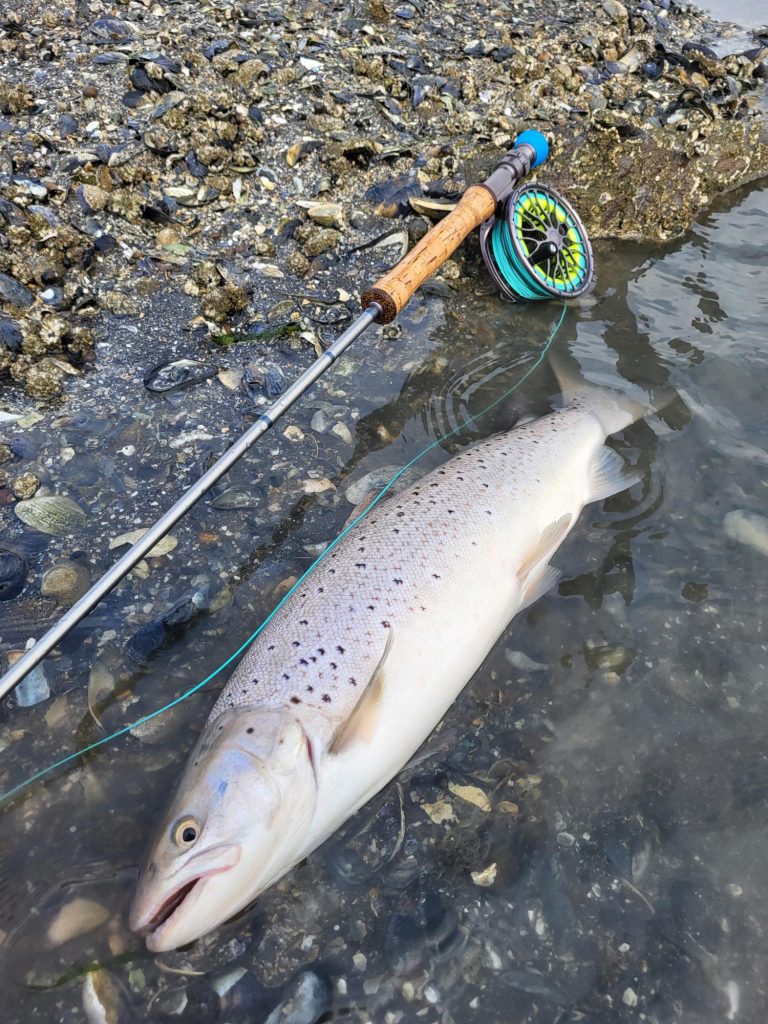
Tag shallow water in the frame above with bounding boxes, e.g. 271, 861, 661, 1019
0, 178, 767, 1022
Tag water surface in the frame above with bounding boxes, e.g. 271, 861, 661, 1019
0, 181, 767, 1022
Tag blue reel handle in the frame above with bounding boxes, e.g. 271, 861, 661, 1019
482, 130, 550, 207
514, 130, 549, 168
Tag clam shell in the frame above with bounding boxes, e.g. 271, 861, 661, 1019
15, 496, 87, 536
41, 561, 91, 604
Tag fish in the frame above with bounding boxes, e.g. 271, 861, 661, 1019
130, 363, 655, 951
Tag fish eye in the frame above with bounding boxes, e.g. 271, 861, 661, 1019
172, 816, 200, 847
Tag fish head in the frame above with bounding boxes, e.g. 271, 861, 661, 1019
129, 706, 316, 951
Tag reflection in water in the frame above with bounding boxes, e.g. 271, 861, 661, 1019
0, 182, 766, 1022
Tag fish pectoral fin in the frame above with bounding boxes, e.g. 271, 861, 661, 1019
520, 564, 562, 611
518, 514, 572, 581
329, 627, 394, 756
587, 446, 641, 503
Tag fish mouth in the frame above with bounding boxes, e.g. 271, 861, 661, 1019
132, 846, 241, 951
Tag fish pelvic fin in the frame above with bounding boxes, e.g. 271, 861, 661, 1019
587, 446, 641, 504
329, 627, 394, 756
550, 351, 663, 437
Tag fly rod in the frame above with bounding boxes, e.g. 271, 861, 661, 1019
0, 128, 594, 701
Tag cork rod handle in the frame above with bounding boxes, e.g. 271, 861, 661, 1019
361, 185, 496, 324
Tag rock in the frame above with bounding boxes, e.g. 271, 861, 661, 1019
41, 560, 91, 604
11, 472, 40, 499
47, 897, 110, 946
264, 971, 330, 1024
471, 863, 498, 886
330, 421, 353, 445
724, 509, 768, 556
82, 968, 133, 1024
298, 225, 340, 257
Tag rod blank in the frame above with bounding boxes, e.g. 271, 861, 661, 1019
0, 305, 381, 703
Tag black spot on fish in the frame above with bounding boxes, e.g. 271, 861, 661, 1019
283, 673, 290, 680
349, 677, 357, 686
337, 645, 345, 654
300, 658, 308, 666
318, 647, 325, 655
367, 604, 374, 610
381, 620, 390, 628
355, 562, 366, 569
292, 641, 300, 647
432, 573, 441, 579
247, 727, 254, 734
307, 685, 314, 692
268, 644, 275, 650
318, 586, 324, 593
300, 619, 308, 625
322, 694, 331, 703
290, 696, 301, 704
330, 662, 337, 670
394, 578, 403, 585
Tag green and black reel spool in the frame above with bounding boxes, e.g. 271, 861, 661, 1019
479, 182, 594, 303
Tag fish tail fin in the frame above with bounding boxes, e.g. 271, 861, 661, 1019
550, 351, 665, 436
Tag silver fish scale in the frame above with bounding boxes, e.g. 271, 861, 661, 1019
209, 411, 585, 728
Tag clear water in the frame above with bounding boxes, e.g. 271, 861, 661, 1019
0, 181, 766, 1022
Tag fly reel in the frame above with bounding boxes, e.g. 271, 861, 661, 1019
479, 183, 594, 303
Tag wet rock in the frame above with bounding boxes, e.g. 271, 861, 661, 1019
7, 650, 50, 707
82, 968, 133, 1024
41, 560, 91, 605
15, 495, 88, 536
298, 225, 340, 257
11, 472, 40, 499
724, 509, 768, 556
264, 970, 331, 1024
46, 898, 110, 947
0, 549, 27, 600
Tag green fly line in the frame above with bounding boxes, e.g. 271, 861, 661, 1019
0, 305, 567, 804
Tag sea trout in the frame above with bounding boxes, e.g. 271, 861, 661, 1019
130, 366, 652, 951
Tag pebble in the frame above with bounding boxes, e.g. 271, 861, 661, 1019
723, 509, 768, 556
471, 863, 498, 887
41, 560, 91, 604
264, 970, 330, 1024
11, 472, 40, 499
330, 421, 353, 445
7, 644, 50, 706
46, 898, 110, 947
622, 987, 638, 1007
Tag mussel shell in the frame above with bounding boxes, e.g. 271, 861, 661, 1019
143, 358, 217, 393
0, 549, 27, 600
15, 496, 88, 537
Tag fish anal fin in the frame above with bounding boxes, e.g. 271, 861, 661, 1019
329, 627, 394, 755
588, 446, 640, 504
518, 514, 572, 581
520, 564, 562, 611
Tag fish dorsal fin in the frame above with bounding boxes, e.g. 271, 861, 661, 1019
329, 627, 394, 756
518, 514, 572, 582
